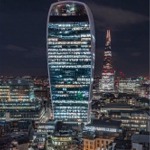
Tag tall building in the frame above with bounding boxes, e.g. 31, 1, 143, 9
47, 1, 95, 123
100, 30, 115, 92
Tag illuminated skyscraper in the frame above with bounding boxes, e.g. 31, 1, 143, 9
47, 1, 95, 123
100, 30, 115, 92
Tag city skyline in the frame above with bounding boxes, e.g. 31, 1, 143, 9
0, 1, 149, 149
0, 0, 149, 77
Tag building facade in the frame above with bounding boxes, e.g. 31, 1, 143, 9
109, 110, 149, 131
118, 79, 140, 93
47, 1, 95, 123
0, 79, 45, 121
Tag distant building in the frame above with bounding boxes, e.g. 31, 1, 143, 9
47, 1, 95, 123
100, 30, 115, 93
0, 79, 34, 102
109, 110, 149, 131
136, 83, 150, 99
128, 97, 149, 109
118, 79, 140, 93
0, 79, 45, 122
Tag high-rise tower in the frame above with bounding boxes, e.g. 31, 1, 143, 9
100, 30, 115, 92
47, 1, 95, 123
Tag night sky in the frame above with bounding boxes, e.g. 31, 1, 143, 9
0, 0, 149, 77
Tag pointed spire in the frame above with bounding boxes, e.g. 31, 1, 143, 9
105, 29, 111, 46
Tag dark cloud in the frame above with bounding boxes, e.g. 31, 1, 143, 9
4, 45, 28, 52
24, 47, 46, 58
89, 2, 148, 27
131, 52, 142, 57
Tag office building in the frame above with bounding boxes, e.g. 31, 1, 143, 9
109, 109, 149, 131
47, 1, 95, 123
118, 79, 140, 93
0, 79, 45, 122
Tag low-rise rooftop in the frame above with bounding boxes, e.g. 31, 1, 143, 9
131, 133, 150, 143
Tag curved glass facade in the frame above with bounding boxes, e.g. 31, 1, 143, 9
47, 1, 95, 123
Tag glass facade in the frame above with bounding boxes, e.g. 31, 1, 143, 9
47, 1, 95, 123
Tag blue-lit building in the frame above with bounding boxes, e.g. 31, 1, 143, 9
47, 1, 95, 123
